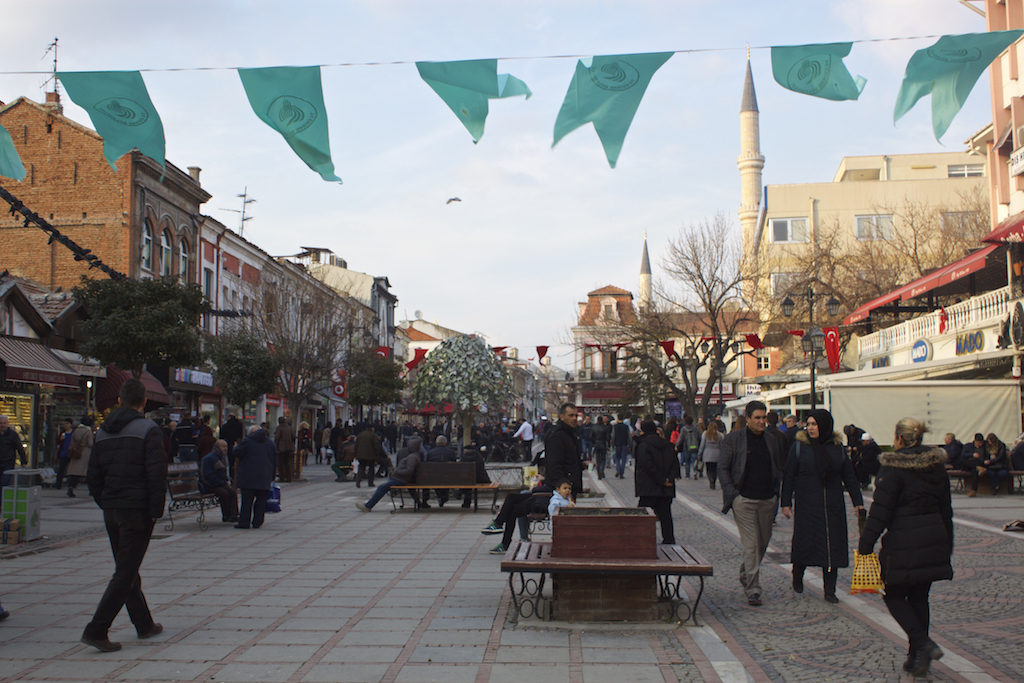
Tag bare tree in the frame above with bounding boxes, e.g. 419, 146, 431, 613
251, 267, 355, 431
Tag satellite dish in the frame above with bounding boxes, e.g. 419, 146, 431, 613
414, 310, 423, 320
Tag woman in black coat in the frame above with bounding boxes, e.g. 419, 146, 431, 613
634, 421, 680, 545
780, 409, 863, 603
858, 417, 953, 678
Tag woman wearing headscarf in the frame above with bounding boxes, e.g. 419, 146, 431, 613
780, 408, 863, 603
858, 417, 953, 677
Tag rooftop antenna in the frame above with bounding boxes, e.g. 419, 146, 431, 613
219, 187, 256, 237
42, 37, 59, 96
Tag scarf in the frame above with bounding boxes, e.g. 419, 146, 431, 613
807, 409, 835, 485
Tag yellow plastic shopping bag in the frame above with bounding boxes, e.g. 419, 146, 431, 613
850, 550, 884, 594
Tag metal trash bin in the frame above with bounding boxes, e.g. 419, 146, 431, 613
2, 468, 43, 541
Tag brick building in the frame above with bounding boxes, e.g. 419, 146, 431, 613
0, 94, 209, 289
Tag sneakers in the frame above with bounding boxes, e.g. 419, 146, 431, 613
489, 543, 507, 555
0, 608, 8, 621
480, 521, 503, 535
747, 594, 762, 606
356, 502, 370, 513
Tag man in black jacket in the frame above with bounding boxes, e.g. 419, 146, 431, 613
0, 414, 26, 485
544, 402, 583, 498
81, 378, 167, 652
219, 413, 244, 478
635, 421, 680, 544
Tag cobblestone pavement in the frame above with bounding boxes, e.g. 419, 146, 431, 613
0, 462, 1020, 682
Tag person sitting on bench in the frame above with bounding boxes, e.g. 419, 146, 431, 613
355, 438, 422, 512
486, 480, 572, 554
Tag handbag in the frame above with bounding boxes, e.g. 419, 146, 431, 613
850, 550, 884, 594
265, 482, 282, 513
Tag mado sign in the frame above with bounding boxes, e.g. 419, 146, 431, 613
955, 331, 984, 356
911, 339, 932, 363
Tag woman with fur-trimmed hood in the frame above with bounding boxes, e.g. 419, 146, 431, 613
858, 417, 953, 677
780, 409, 864, 603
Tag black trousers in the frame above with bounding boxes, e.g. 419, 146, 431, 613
55, 457, 69, 488
238, 489, 269, 529
83, 509, 156, 639
498, 492, 538, 547
639, 495, 675, 545
209, 485, 238, 521
884, 582, 932, 652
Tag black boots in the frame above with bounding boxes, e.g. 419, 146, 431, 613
792, 565, 805, 593
823, 569, 839, 603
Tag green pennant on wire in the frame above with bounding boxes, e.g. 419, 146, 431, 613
416, 59, 531, 142
0, 124, 25, 181
553, 52, 673, 168
771, 42, 866, 101
238, 66, 341, 182
895, 30, 1024, 140
57, 70, 165, 171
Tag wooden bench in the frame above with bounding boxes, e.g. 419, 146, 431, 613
388, 462, 499, 512
948, 469, 970, 492
165, 462, 219, 531
500, 539, 713, 624
951, 468, 1020, 494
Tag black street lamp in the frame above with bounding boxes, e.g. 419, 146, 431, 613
782, 287, 840, 411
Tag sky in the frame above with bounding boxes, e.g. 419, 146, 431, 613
0, 0, 993, 367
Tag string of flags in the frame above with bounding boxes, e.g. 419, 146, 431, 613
2, 31, 1018, 185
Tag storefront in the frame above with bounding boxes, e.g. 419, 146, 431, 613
0, 336, 81, 467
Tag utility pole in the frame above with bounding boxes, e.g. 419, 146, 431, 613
220, 187, 256, 237
42, 37, 59, 96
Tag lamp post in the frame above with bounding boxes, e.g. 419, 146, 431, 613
781, 287, 840, 412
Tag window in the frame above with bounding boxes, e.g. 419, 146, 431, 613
160, 230, 172, 276
770, 218, 808, 243
140, 222, 153, 271
855, 214, 894, 240
178, 239, 190, 281
756, 348, 771, 371
603, 351, 618, 377
770, 272, 801, 296
602, 304, 614, 319
202, 268, 214, 332
941, 211, 980, 232
947, 163, 984, 178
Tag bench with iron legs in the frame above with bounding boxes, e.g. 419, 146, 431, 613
388, 462, 499, 512
165, 462, 219, 531
499, 539, 713, 624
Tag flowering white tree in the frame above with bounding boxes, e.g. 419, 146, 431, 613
411, 334, 511, 445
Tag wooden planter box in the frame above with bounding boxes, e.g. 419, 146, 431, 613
550, 507, 657, 559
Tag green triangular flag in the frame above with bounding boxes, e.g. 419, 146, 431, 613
895, 30, 1024, 140
0, 123, 26, 181
771, 42, 866, 101
57, 70, 165, 171
552, 52, 673, 168
416, 59, 531, 142
238, 66, 341, 183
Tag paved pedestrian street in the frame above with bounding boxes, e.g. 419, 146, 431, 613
1, 464, 1021, 682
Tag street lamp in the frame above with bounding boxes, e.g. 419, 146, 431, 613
782, 287, 839, 411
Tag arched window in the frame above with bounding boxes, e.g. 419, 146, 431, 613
160, 230, 172, 276
178, 238, 190, 281
141, 222, 153, 271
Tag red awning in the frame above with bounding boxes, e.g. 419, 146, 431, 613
843, 245, 1000, 325
405, 402, 454, 416
0, 336, 79, 388
96, 367, 171, 410
983, 211, 1024, 243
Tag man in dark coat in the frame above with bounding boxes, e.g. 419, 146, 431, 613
0, 415, 25, 484
356, 440, 422, 512
718, 400, 787, 606
590, 415, 611, 479
273, 417, 294, 482
611, 415, 631, 479
353, 426, 384, 488
200, 439, 238, 523
81, 378, 167, 652
219, 413, 244, 478
635, 420, 680, 544
544, 402, 583, 498
422, 435, 457, 506
233, 426, 277, 529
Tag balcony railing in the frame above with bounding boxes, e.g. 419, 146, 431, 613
857, 285, 1010, 357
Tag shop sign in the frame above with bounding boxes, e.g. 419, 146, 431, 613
955, 331, 984, 356
744, 384, 762, 395
1011, 146, 1024, 176
910, 339, 932, 363
173, 368, 214, 387
872, 356, 891, 369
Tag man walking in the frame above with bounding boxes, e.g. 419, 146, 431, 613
591, 415, 611, 479
544, 403, 583, 498
612, 415, 631, 479
513, 418, 534, 463
718, 400, 786, 606
274, 417, 294, 482
81, 379, 166, 652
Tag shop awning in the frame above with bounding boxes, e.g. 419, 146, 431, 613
0, 336, 79, 388
52, 350, 107, 378
983, 210, 1024, 243
96, 367, 171, 410
843, 245, 1000, 325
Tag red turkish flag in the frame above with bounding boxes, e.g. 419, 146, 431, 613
659, 340, 675, 359
375, 346, 390, 358
405, 348, 428, 370
938, 307, 948, 334
536, 346, 549, 362
744, 334, 765, 350
787, 330, 805, 338
823, 327, 841, 373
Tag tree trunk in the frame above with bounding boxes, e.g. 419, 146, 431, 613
289, 397, 302, 480
461, 412, 473, 447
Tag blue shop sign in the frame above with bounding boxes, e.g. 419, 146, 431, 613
955, 331, 984, 356
911, 339, 932, 363
872, 356, 891, 369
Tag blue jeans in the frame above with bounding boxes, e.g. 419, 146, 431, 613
365, 477, 407, 509
680, 450, 697, 478
613, 445, 628, 476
